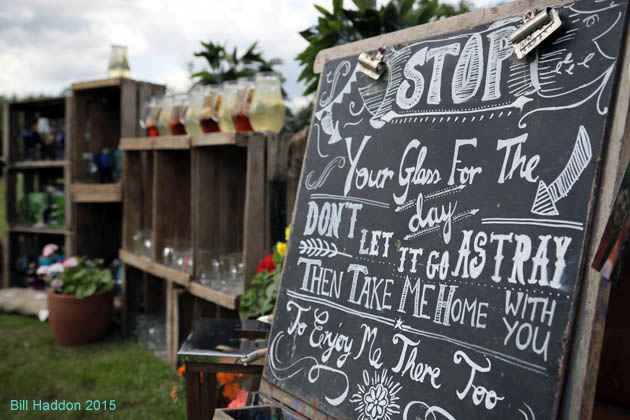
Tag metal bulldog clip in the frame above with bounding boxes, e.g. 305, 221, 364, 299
358, 48, 386, 80
511, 7, 562, 59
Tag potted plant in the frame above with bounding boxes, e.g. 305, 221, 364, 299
40, 256, 115, 346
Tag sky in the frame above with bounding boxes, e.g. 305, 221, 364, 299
0, 0, 500, 109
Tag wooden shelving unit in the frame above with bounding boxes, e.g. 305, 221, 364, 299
71, 182, 122, 203
120, 131, 272, 364
67, 77, 164, 260
2, 97, 71, 288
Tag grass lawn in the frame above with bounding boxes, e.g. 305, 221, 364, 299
0, 314, 186, 419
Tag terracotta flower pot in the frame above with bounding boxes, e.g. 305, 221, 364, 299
47, 289, 114, 346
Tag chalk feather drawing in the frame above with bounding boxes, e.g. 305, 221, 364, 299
350, 370, 402, 420
531, 125, 592, 216
298, 238, 352, 258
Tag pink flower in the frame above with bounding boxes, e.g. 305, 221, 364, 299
63, 257, 79, 268
42, 244, 59, 257
36, 266, 50, 275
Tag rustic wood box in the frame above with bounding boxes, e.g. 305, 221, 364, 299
2, 97, 71, 288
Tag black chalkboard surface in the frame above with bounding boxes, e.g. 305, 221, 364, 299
265, 0, 629, 418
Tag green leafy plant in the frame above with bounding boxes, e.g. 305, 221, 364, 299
297, 0, 469, 95
44, 257, 114, 299
192, 41, 283, 86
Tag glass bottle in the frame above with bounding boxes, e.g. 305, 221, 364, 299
199, 85, 221, 133
108, 45, 130, 78
232, 78, 254, 133
140, 96, 161, 137
184, 89, 204, 138
250, 72, 285, 133
218, 81, 238, 133
156, 95, 173, 136
169, 94, 188, 135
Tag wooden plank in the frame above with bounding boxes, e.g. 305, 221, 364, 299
153, 150, 191, 266
243, 135, 269, 284
120, 136, 154, 150
122, 152, 143, 250
2, 102, 9, 161
313, 0, 572, 73
9, 225, 70, 236
71, 78, 124, 91
259, 381, 329, 420
191, 133, 237, 147
9, 160, 68, 169
561, 22, 630, 420
166, 280, 176, 366
3, 102, 11, 288
119, 248, 153, 272
286, 129, 307, 226
120, 79, 138, 138
64, 95, 72, 245
153, 135, 190, 149
188, 282, 239, 311
71, 182, 122, 203
119, 249, 190, 286
150, 262, 191, 287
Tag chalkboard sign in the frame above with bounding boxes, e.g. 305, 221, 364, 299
265, 0, 629, 418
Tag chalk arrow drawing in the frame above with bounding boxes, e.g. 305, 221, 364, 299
531, 125, 592, 216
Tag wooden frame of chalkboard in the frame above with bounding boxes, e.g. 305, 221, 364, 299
258, 0, 630, 419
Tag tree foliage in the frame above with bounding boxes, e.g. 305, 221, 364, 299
297, 0, 469, 95
191, 41, 282, 85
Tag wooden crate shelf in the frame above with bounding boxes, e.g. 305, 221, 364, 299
3, 96, 71, 287
120, 249, 190, 287
5, 231, 67, 287
188, 282, 240, 311
153, 135, 190, 150
9, 224, 70, 235
67, 77, 165, 258
71, 182, 122, 203
191, 133, 246, 147
71, 77, 127, 91
121, 133, 272, 306
120, 137, 154, 150
119, 132, 280, 366
9, 160, 68, 169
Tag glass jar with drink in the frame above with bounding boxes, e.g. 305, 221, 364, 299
199, 85, 221, 133
218, 81, 238, 133
157, 95, 173, 136
231, 78, 255, 133
169, 94, 188, 135
184, 89, 204, 138
250, 72, 285, 134
140, 96, 161, 137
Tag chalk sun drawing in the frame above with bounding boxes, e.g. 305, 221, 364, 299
531, 125, 592, 216
350, 369, 402, 420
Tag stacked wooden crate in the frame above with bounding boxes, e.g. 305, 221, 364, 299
119, 132, 273, 364
3, 97, 70, 287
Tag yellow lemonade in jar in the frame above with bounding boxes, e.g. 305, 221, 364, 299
218, 82, 237, 133
250, 100, 285, 133
250, 72, 285, 134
